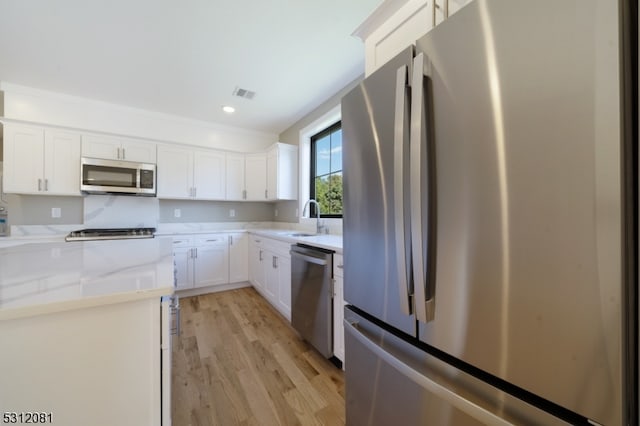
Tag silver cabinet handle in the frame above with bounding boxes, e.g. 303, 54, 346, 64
206, 239, 219, 242
265, 189, 268, 199
229, 235, 233, 245
122, 147, 126, 159
194, 247, 198, 258
394, 63, 412, 316
273, 256, 278, 269
243, 189, 247, 200
117, 147, 121, 159
337, 264, 344, 269
44, 179, 49, 191
411, 52, 436, 323
343, 320, 513, 426
259, 250, 263, 261
38, 178, 42, 191
173, 240, 184, 244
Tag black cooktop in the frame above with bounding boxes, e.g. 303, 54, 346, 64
65, 227, 156, 241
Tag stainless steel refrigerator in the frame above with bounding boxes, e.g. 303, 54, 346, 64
341, 0, 637, 425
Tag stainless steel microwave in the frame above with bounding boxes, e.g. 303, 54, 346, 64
81, 157, 156, 196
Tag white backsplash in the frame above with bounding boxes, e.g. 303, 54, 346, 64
84, 195, 159, 229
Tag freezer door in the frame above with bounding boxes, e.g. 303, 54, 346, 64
414, 0, 624, 424
344, 307, 570, 426
342, 46, 417, 336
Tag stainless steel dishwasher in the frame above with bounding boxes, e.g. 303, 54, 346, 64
290, 243, 334, 358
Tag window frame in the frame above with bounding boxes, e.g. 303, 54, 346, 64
309, 120, 343, 219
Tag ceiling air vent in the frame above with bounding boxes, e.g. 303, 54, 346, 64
233, 87, 256, 100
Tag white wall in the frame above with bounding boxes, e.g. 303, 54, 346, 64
0, 82, 277, 152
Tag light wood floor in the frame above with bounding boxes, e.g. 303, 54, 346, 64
171, 287, 346, 426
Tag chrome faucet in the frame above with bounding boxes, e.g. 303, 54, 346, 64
303, 199, 325, 234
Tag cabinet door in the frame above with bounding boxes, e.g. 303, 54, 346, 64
157, 145, 193, 199
249, 238, 265, 290
245, 153, 267, 200
44, 130, 81, 195
266, 148, 278, 200
82, 134, 121, 160
194, 237, 229, 287
121, 140, 157, 163
277, 255, 292, 321
225, 153, 246, 200
3, 124, 45, 194
229, 233, 248, 283
264, 251, 279, 304
173, 247, 194, 290
193, 150, 225, 199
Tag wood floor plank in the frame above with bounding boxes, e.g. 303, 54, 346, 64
172, 287, 345, 426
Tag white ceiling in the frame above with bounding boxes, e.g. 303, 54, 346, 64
0, 0, 381, 135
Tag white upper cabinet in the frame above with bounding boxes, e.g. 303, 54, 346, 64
157, 145, 193, 199
266, 143, 298, 201
3, 123, 81, 196
193, 149, 225, 200
156, 144, 225, 200
225, 153, 246, 200
356, 0, 472, 76
82, 134, 156, 163
245, 152, 268, 200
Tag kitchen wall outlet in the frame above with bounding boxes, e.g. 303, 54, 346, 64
174, 209, 181, 218
229, 209, 236, 218
51, 207, 61, 218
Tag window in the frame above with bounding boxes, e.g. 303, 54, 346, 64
310, 121, 342, 218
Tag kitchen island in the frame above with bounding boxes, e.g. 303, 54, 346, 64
0, 238, 175, 426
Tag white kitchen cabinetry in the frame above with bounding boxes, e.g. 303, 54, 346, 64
82, 133, 156, 163
3, 123, 81, 195
245, 152, 268, 200
193, 150, 226, 199
171, 232, 248, 293
193, 235, 229, 288
248, 235, 292, 320
157, 145, 225, 200
249, 235, 266, 291
357, 0, 471, 76
0, 297, 166, 425
267, 143, 298, 200
225, 153, 247, 200
228, 232, 249, 283
333, 253, 345, 364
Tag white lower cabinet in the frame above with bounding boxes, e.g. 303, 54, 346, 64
248, 234, 292, 321
333, 254, 345, 364
171, 233, 248, 292
193, 235, 229, 288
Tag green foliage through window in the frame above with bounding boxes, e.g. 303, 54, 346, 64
311, 121, 342, 217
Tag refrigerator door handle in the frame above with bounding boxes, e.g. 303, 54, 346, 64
410, 52, 436, 323
394, 64, 412, 315
344, 319, 513, 426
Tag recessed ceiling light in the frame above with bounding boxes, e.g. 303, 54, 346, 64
222, 105, 235, 114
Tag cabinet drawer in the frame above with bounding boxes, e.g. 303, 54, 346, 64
171, 236, 193, 248
195, 234, 228, 246
333, 254, 344, 278
262, 238, 292, 258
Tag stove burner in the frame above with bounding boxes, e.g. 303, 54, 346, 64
65, 228, 156, 241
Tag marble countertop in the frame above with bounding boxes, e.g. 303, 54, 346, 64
0, 237, 175, 321
248, 229, 343, 253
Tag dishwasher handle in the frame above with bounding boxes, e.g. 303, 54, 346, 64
290, 250, 328, 266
